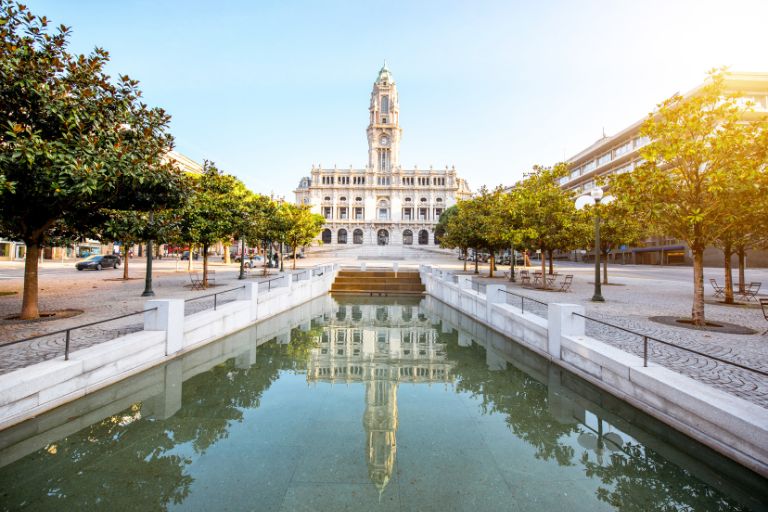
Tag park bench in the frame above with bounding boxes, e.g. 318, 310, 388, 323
760, 298, 768, 335
738, 282, 761, 302
710, 278, 725, 298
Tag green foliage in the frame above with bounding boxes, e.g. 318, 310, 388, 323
609, 69, 768, 323
275, 203, 325, 269
0, 1, 185, 317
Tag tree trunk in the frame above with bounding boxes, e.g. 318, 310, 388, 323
737, 247, 746, 294
547, 250, 554, 275
292, 246, 297, 270
540, 247, 546, 277
202, 243, 209, 288
723, 243, 734, 304
691, 249, 705, 325
187, 246, 194, 272
488, 254, 495, 278
20, 243, 41, 319
122, 241, 129, 279
463, 248, 467, 271
224, 244, 231, 264
474, 249, 478, 274
602, 249, 609, 284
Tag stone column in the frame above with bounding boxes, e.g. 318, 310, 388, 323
547, 303, 585, 360
144, 299, 185, 355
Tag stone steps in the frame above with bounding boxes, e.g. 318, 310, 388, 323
331, 270, 425, 295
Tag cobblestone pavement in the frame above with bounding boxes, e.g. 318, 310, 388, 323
467, 261, 768, 409
2, 252, 768, 409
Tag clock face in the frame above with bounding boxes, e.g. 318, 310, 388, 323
380, 136, 389, 146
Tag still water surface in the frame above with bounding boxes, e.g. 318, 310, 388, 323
0, 295, 765, 511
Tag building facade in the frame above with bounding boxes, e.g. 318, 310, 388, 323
295, 64, 471, 249
561, 71, 768, 266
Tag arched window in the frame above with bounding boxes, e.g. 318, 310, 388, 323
337, 229, 347, 244
377, 229, 389, 246
420, 197, 427, 203
353, 229, 364, 244
436, 197, 443, 203
321, 229, 332, 244
418, 230, 429, 245
324, 196, 331, 201
340, 196, 347, 202
403, 230, 413, 245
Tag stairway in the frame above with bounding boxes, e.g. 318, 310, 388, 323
331, 270, 425, 296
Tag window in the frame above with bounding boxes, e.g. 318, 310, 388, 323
378, 208, 389, 220
403, 229, 413, 245
634, 136, 650, 149
381, 95, 389, 113
420, 197, 427, 202
340, 196, 347, 202
355, 196, 363, 202
354, 207, 363, 219
435, 197, 443, 203
418, 208, 428, 220
323, 207, 332, 219
418, 230, 429, 245
339, 207, 347, 219
403, 207, 412, 220
584, 160, 596, 172
337, 229, 347, 244
324, 196, 331, 201
597, 152, 611, 166
321, 229, 332, 244
614, 140, 632, 157
353, 229, 363, 244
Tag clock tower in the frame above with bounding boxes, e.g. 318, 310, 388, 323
367, 62, 401, 172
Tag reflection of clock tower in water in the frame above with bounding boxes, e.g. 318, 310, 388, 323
367, 61, 402, 172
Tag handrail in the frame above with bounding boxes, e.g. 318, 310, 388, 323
497, 288, 548, 315
185, 285, 246, 311
572, 312, 768, 377
0, 307, 158, 361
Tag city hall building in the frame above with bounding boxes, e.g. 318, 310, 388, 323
295, 64, 471, 249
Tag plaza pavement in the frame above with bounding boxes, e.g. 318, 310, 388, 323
0, 249, 766, 409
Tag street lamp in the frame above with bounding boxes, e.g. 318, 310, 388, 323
238, 238, 246, 280
576, 187, 613, 302
141, 211, 155, 297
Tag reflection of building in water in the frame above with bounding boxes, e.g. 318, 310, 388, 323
307, 302, 454, 493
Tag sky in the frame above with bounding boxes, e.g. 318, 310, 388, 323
24, 0, 768, 198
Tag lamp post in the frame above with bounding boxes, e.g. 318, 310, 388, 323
590, 187, 604, 302
576, 187, 613, 302
238, 238, 246, 280
141, 211, 155, 297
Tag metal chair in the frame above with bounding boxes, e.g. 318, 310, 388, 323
710, 278, 724, 298
760, 298, 768, 335
189, 272, 204, 290
739, 282, 761, 302
558, 275, 574, 292
520, 270, 531, 288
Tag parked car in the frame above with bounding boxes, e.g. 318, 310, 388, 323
180, 250, 199, 261
75, 254, 121, 271
243, 255, 264, 268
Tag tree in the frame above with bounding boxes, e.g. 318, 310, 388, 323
610, 70, 767, 325
516, 164, 581, 276
277, 203, 325, 270
460, 187, 510, 278
0, 2, 185, 318
177, 162, 250, 287
437, 206, 471, 271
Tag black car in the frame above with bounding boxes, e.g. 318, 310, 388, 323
75, 254, 121, 271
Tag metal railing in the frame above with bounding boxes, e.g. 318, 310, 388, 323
0, 308, 157, 361
184, 285, 245, 315
292, 270, 308, 282
258, 275, 285, 293
573, 312, 768, 377
498, 289, 549, 318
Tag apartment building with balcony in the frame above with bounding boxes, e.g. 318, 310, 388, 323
561, 71, 768, 266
